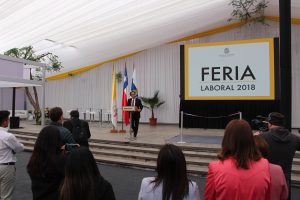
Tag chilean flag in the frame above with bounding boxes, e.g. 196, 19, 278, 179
122, 65, 129, 125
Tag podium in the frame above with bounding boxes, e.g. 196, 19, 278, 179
122, 106, 135, 139
123, 106, 136, 112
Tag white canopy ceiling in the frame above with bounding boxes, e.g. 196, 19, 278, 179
0, 0, 299, 75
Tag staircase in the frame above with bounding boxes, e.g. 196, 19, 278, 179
11, 131, 300, 184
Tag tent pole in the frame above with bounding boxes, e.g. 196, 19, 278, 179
41, 66, 46, 126
12, 87, 16, 117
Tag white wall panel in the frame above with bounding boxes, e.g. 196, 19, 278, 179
44, 21, 300, 127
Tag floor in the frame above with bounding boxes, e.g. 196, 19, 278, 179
11, 120, 300, 199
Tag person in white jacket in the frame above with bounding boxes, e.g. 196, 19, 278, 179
0, 110, 24, 200
138, 144, 200, 200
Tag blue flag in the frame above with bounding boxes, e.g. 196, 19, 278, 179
131, 67, 138, 96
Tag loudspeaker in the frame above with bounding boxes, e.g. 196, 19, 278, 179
10, 116, 20, 129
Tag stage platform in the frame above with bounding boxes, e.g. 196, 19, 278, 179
11, 120, 227, 148
10, 120, 300, 148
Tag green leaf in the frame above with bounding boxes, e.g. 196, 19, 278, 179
228, 0, 268, 25
4, 46, 64, 77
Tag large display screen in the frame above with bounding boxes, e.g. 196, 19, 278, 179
184, 38, 275, 100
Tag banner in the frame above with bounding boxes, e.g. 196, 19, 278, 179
111, 66, 118, 129
131, 67, 138, 95
184, 38, 275, 100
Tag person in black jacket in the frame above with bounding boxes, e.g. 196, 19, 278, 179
60, 147, 115, 200
127, 91, 143, 138
27, 126, 66, 200
63, 110, 91, 147
261, 112, 300, 200
49, 107, 75, 145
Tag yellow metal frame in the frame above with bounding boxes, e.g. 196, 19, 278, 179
184, 38, 275, 100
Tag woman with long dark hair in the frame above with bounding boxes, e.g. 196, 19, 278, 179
60, 147, 115, 200
138, 144, 200, 200
204, 119, 271, 200
27, 125, 65, 200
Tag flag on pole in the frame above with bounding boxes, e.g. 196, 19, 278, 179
122, 64, 129, 125
111, 66, 118, 130
131, 66, 138, 95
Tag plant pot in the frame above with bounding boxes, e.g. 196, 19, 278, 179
149, 118, 157, 126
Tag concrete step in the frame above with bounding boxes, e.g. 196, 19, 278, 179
91, 147, 213, 166
12, 133, 300, 183
90, 142, 218, 159
13, 132, 219, 158
12, 131, 300, 157
292, 174, 300, 183
90, 142, 159, 153
15, 135, 300, 163
13, 133, 36, 141
293, 158, 300, 165
16, 136, 300, 173
12, 131, 220, 152
93, 154, 208, 175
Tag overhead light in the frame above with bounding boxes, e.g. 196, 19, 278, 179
33, 39, 77, 54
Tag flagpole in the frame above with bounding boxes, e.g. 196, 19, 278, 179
119, 108, 126, 133
119, 62, 128, 133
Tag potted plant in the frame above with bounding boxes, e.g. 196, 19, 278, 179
141, 90, 165, 126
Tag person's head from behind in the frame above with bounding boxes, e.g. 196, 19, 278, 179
254, 135, 269, 158
70, 110, 79, 119
60, 147, 100, 200
0, 110, 10, 128
27, 125, 62, 176
219, 119, 261, 169
49, 107, 63, 123
266, 112, 285, 129
154, 144, 188, 200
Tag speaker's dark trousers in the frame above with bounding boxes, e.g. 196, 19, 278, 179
130, 113, 140, 137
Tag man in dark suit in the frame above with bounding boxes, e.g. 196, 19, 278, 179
127, 91, 143, 138
63, 110, 91, 147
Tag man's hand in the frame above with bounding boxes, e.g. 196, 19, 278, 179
253, 131, 262, 135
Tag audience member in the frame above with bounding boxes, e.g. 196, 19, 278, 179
254, 135, 288, 200
63, 110, 91, 147
27, 126, 66, 200
260, 112, 300, 200
60, 147, 115, 200
0, 110, 24, 200
49, 107, 75, 144
138, 144, 200, 200
204, 119, 270, 200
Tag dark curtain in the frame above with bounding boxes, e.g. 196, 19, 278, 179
180, 100, 280, 129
